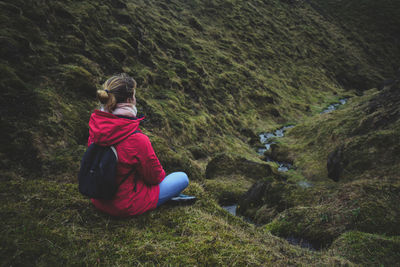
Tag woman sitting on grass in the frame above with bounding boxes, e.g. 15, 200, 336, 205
87, 73, 190, 216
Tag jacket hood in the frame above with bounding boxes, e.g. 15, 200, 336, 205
89, 110, 144, 146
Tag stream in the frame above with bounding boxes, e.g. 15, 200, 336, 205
257, 125, 294, 172
222, 98, 348, 250
256, 98, 348, 172
221, 204, 317, 250
320, 99, 347, 114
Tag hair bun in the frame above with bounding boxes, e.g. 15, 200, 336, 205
97, 90, 109, 104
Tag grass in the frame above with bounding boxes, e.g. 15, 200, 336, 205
1, 0, 400, 265
1, 0, 397, 177
0, 175, 352, 266
239, 84, 400, 264
330, 231, 400, 266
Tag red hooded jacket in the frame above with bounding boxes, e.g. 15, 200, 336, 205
88, 110, 166, 216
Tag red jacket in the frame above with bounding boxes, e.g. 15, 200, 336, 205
88, 110, 166, 216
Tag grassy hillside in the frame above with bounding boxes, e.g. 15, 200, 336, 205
310, 0, 400, 79
236, 83, 400, 263
2, 0, 396, 178
1, 0, 400, 265
1, 176, 353, 266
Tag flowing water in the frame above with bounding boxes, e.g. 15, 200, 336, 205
257, 125, 294, 172
222, 205, 237, 216
257, 125, 295, 155
298, 181, 313, 188
320, 99, 347, 114
222, 98, 348, 250
257, 99, 348, 171
222, 204, 317, 250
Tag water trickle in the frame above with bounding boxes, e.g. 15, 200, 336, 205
298, 181, 313, 188
222, 205, 237, 216
258, 125, 295, 172
221, 205, 318, 250
258, 125, 294, 155
320, 98, 347, 114
278, 163, 292, 172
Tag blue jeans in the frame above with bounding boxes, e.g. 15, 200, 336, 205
157, 172, 189, 207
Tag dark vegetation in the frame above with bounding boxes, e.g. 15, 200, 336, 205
1, 0, 399, 265
244, 82, 400, 250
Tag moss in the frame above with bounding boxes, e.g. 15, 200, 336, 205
271, 85, 400, 182
256, 177, 400, 248
187, 145, 208, 160
204, 175, 254, 205
265, 206, 346, 249
309, 0, 400, 80
59, 64, 98, 97
330, 231, 400, 266
240, 88, 400, 247
1, 0, 400, 264
0, 176, 352, 266
205, 153, 272, 180
104, 43, 127, 62
149, 134, 203, 181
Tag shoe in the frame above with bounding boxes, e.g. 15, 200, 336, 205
170, 194, 197, 204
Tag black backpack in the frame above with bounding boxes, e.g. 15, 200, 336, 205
78, 130, 140, 199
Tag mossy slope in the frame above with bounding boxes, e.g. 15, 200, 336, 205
330, 231, 400, 266
0, 176, 351, 266
237, 84, 400, 265
1, 0, 398, 177
1, 0, 400, 265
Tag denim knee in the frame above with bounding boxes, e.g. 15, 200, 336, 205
177, 172, 189, 188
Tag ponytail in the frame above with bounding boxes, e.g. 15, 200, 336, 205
98, 73, 136, 112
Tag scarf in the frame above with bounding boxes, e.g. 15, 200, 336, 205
101, 103, 137, 118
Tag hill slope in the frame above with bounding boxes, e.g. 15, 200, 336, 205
2, 0, 398, 177
1, 0, 399, 265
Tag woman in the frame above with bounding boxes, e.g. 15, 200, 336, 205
88, 73, 189, 216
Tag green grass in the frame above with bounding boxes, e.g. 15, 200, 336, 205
330, 231, 400, 266
1, 0, 397, 177
1, 0, 400, 265
240, 84, 400, 262
0, 176, 352, 266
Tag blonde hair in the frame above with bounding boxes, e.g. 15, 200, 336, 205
97, 73, 137, 112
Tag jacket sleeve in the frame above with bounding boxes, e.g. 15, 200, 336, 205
135, 134, 166, 185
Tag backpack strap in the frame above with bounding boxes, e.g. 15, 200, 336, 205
118, 167, 136, 188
